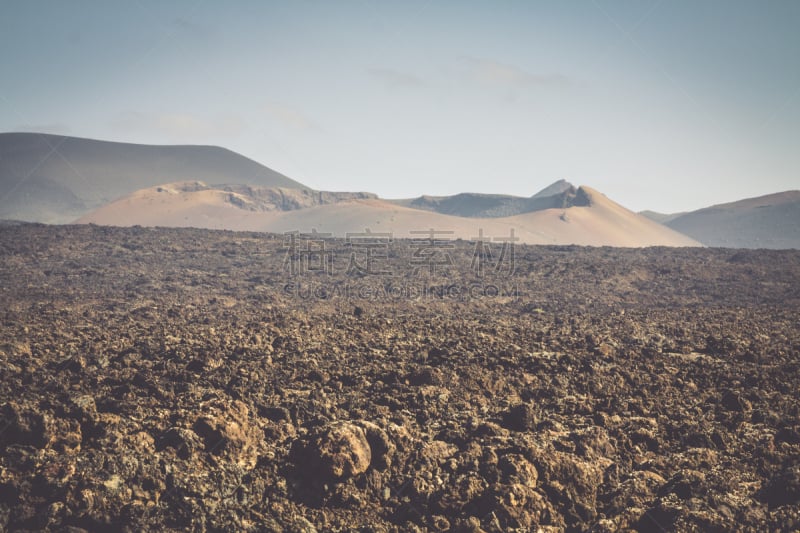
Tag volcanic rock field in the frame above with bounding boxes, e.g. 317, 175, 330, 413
1, 223, 799, 532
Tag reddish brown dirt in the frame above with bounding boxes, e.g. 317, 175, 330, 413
1, 224, 799, 532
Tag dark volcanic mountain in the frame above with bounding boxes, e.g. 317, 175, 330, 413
0, 132, 308, 223
643, 191, 800, 249
530, 178, 574, 199
391, 180, 589, 218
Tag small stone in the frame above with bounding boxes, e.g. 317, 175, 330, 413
421, 440, 458, 465
293, 517, 318, 533
498, 454, 538, 487
761, 466, 800, 509
357, 421, 395, 470
158, 427, 203, 459
70, 395, 97, 421
720, 390, 751, 413
409, 366, 441, 386
431, 515, 450, 531
501, 404, 537, 432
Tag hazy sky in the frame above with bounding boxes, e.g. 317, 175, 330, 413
1, 1, 798, 212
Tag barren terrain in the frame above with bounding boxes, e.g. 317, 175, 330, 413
1, 224, 799, 532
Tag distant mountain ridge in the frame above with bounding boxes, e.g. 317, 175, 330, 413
638, 210, 685, 224
390, 180, 590, 218
150, 181, 377, 212
7, 132, 792, 248
641, 191, 800, 249
0, 132, 308, 223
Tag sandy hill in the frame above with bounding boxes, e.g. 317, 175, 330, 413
646, 191, 800, 249
0, 132, 307, 223
78, 181, 701, 247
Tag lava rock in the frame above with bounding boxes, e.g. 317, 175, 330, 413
761, 466, 800, 509
498, 454, 539, 487
293, 421, 372, 480
501, 404, 537, 432
357, 421, 395, 470
720, 390, 752, 413
191, 398, 261, 468
158, 427, 203, 459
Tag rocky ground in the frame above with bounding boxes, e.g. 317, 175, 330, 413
0, 223, 799, 532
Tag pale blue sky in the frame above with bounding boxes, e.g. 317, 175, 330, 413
1, 1, 798, 212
